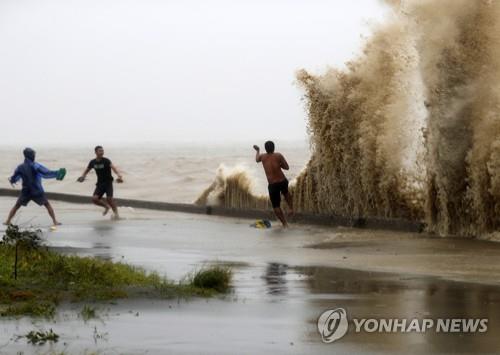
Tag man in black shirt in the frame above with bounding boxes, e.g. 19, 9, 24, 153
77, 146, 123, 218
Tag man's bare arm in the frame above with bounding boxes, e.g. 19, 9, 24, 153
111, 164, 124, 182
280, 154, 290, 170
253, 145, 262, 162
77, 167, 91, 182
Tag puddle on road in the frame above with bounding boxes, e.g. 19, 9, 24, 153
2, 257, 499, 354
2, 236, 500, 354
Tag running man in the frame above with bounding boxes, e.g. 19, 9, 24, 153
4, 148, 64, 226
254, 141, 294, 227
77, 146, 123, 218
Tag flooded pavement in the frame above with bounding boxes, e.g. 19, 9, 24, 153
1, 198, 500, 354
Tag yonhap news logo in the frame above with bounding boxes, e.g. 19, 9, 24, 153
317, 308, 349, 343
317, 308, 488, 343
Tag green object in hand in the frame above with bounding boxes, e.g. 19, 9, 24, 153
56, 168, 67, 181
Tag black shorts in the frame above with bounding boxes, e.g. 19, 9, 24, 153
93, 182, 114, 198
17, 192, 48, 207
268, 179, 289, 208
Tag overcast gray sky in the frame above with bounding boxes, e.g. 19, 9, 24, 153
0, 0, 388, 146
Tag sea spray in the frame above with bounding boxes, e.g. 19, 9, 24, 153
293, 15, 426, 221
410, 0, 500, 236
195, 165, 270, 210
197, 0, 500, 237
199, 10, 426, 220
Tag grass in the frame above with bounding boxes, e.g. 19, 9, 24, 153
80, 305, 98, 321
21, 329, 59, 345
0, 244, 232, 318
190, 266, 232, 293
1, 300, 56, 318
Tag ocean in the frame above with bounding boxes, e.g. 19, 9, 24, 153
0, 141, 310, 204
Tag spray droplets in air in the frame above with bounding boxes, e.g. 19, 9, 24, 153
199, 0, 500, 237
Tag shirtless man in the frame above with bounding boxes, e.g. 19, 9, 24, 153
77, 146, 123, 219
254, 141, 294, 227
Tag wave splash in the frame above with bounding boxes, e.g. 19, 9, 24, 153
198, 0, 500, 237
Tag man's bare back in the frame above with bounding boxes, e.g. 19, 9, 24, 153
253, 141, 294, 228
257, 152, 288, 184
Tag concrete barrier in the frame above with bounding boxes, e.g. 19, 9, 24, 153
0, 188, 424, 233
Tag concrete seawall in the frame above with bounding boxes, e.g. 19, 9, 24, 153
0, 188, 424, 233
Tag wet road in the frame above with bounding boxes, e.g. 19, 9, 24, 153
1, 199, 500, 354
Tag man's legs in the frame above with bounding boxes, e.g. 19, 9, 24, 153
4, 203, 21, 225
269, 182, 288, 228
273, 207, 288, 228
105, 183, 119, 219
43, 201, 60, 226
92, 184, 111, 216
106, 197, 119, 219
283, 192, 295, 217
92, 195, 110, 215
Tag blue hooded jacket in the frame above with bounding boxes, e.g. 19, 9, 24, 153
9, 148, 58, 197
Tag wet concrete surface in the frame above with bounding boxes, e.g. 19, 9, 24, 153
1, 198, 500, 354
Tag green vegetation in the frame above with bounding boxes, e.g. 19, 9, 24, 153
0, 226, 233, 318
190, 265, 232, 293
1, 225, 43, 280
80, 305, 98, 321
19, 329, 59, 345
1, 300, 55, 318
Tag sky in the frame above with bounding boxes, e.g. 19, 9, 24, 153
0, 0, 389, 146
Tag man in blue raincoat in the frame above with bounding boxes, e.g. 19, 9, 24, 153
4, 148, 65, 226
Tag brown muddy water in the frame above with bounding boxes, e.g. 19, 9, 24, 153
1, 199, 500, 354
